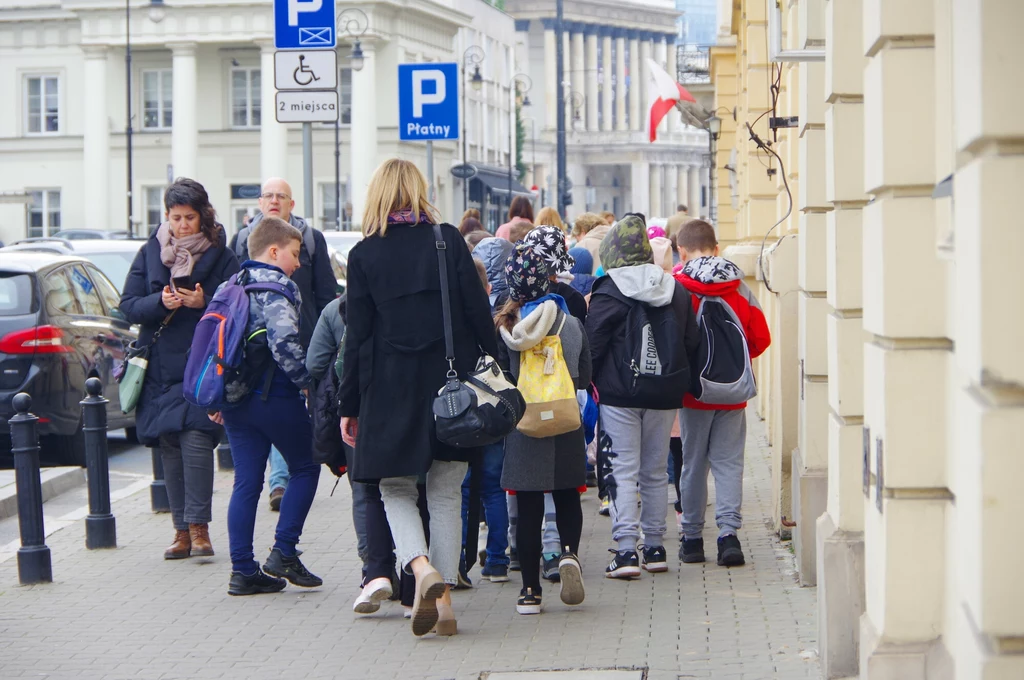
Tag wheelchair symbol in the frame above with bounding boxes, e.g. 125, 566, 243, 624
293, 55, 321, 86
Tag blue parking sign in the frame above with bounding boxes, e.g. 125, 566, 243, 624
398, 63, 459, 141
275, 0, 336, 49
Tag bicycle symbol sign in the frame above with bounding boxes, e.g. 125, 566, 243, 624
274, 50, 337, 91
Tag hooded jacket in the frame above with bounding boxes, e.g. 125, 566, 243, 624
674, 255, 771, 410
576, 223, 611, 272
586, 263, 700, 408
472, 236, 515, 308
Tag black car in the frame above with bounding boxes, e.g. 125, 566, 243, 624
0, 252, 137, 465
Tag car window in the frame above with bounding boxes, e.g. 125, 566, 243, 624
0, 273, 36, 315
83, 252, 136, 293
42, 269, 82, 316
68, 265, 106, 316
84, 265, 121, 314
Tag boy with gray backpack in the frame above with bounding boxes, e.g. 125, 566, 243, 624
673, 219, 771, 567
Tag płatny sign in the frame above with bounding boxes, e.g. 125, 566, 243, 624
398, 63, 459, 141
275, 91, 339, 123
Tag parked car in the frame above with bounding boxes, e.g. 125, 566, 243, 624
0, 251, 138, 465
1, 239, 144, 292
321, 230, 362, 257
51, 229, 133, 241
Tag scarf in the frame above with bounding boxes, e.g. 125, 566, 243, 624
681, 255, 745, 284
522, 293, 569, 320
499, 299, 560, 352
157, 222, 212, 279
387, 209, 431, 224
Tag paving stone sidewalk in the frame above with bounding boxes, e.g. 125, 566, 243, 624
0, 408, 820, 680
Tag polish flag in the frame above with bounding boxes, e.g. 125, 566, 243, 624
647, 58, 696, 142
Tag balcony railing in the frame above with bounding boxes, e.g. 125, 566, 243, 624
678, 48, 710, 84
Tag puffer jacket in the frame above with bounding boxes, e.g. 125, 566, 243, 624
471, 237, 515, 308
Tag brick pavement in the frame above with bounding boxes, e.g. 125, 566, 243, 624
0, 408, 820, 680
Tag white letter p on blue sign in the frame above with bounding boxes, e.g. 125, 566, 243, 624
412, 70, 446, 117
289, 0, 323, 25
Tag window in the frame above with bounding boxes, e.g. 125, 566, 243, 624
42, 269, 80, 317
320, 182, 351, 230
144, 187, 165, 234
85, 265, 123, 313
319, 68, 352, 127
68, 265, 106, 317
231, 68, 261, 128
25, 75, 60, 134
142, 70, 172, 129
27, 189, 61, 238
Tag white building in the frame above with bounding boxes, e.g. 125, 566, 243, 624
506, 0, 709, 222
0, 0, 517, 242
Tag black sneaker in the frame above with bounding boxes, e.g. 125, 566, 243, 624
604, 549, 641, 579
516, 587, 542, 615
228, 567, 287, 596
641, 545, 668, 573
453, 556, 473, 590
262, 548, 323, 587
679, 537, 706, 563
542, 554, 561, 582
717, 535, 745, 567
508, 548, 521, 571
557, 549, 585, 606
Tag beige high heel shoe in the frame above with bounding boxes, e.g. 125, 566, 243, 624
411, 566, 446, 636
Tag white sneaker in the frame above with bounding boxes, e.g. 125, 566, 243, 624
353, 577, 393, 614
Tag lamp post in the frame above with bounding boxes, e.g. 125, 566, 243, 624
335, 8, 368, 231
555, 0, 566, 216
568, 91, 584, 130
707, 113, 722, 224
125, 0, 166, 238
507, 74, 532, 211
462, 46, 485, 213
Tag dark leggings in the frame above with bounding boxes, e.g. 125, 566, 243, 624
670, 436, 683, 513
398, 484, 429, 607
516, 488, 583, 594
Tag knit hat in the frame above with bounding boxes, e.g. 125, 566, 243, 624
647, 225, 667, 240
649, 236, 674, 272
523, 225, 575, 275
598, 213, 654, 270
568, 246, 593, 275
505, 242, 553, 303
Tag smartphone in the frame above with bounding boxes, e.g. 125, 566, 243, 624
171, 276, 193, 293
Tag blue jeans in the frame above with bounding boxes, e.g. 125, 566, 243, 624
461, 442, 509, 567
223, 392, 320, 574
268, 446, 289, 491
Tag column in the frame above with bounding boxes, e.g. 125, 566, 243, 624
82, 46, 109, 230
648, 163, 661, 216
653, 34, 668, 138
571, 25, 585, 125
350, 43, 377, 229
628, 31, 641, 131
562, 28, 572, 127
665, 36, 678, 135
514, 19, 530, 72
170, 42, 198, 179
638, 35, 652, 132
615, 30, 627, 131
687, 165, 701, 218
584, 26, 599, 132
600, 27, 613, 132
629, 161, 649, 214
259, 41, 288, 184
542, 19, 557, 131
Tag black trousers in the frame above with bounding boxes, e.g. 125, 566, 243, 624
670, 436, 683, 513
515, 488, 582, 594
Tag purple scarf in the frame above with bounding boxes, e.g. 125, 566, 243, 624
387, 209, 432, 225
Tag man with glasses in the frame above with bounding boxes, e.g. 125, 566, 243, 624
232, 177, 338, 511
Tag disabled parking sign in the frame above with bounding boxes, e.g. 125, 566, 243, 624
398, 63, 459, 141
275, 0, 336, 49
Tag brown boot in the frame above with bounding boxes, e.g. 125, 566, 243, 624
189, 523, 215, 557
164, 530, 191, 560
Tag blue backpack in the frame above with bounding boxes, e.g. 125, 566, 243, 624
183, 270, 295, 410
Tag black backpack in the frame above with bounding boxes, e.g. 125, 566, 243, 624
620, 299, 692, 410
310, 348, 347, 477
690, 295, 757, 405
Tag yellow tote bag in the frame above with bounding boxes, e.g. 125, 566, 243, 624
516, 318, 580, 438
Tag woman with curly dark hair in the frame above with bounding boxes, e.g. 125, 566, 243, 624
120, 177, 239, 561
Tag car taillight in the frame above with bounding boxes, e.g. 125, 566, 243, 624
0, 326, 74, 354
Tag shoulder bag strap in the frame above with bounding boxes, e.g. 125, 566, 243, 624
432, 224, 457, 379
149, 308, 178, 347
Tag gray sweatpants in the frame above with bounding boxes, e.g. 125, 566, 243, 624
599, 405, 676, 551
678, 408, 746, 540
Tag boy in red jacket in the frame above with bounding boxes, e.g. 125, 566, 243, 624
673, 220, 770, 567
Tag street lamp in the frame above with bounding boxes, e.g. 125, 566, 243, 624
568, 91, 584, 129
125, 0, 166, 238
707, 110, 725, 224
335, 7, 368, 231
462, 45, 485, 213
508, 73, 532, 212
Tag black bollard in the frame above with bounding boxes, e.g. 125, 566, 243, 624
216, 436, 233, 471
81, 378, 116, 549
149, 448, 170, 513
10, 393, 52, 584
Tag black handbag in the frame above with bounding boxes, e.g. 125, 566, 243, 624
430, 224, 525, 448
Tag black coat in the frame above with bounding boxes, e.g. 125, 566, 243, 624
339, 222, 500, 482
120, 229, 240, 446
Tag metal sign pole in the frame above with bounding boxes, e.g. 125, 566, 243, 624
426, 140, 435, 204
303, 122, 314, 226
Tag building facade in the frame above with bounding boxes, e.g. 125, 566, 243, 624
0, 0, 517, 242
505, 0, 710, 222
675, 0, 717, 47
709, 0, 1024, 678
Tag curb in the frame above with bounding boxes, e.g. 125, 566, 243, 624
0, 466, 87, 521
